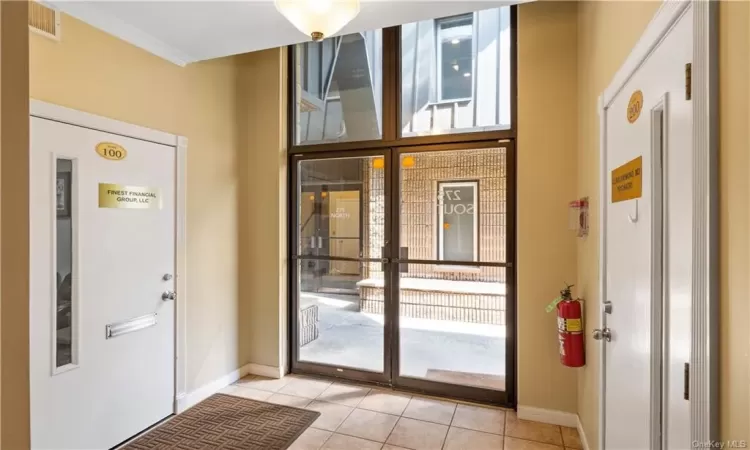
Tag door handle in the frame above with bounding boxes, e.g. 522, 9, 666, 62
310, 236, 315, 249
592, 328, 612, 342
162, 290, 176, 301
318, 236, 323, 248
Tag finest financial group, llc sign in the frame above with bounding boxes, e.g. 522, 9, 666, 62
611, 156, 643, 203
99, 183, 161, 210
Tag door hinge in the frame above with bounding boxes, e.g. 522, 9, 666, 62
685, 63, 692, 100
683, 362, 690, 400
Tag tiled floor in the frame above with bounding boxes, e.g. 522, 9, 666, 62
221, 374, 583, 450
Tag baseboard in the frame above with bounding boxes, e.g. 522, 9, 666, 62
244, 362, 284, 379
577, 415, 591, 450
175, 363, 273, 413
516, 405, 579, 428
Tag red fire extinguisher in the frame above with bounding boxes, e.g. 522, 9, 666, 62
556, 284, 585, 367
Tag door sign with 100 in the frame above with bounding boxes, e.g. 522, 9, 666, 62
96, 142, 127, 161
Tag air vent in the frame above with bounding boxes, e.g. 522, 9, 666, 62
29, 1, 60, 41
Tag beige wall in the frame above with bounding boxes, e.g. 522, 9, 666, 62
1, 1, 31, 447
30, 14, 250, 392
576, 0, 750, 445
236, 48, 288, 370
516, 1, 579, 413
717, 0, 750, 440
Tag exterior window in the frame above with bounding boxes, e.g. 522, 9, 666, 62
437, 14, 474, 102
437, 181, 478, 262
294, 30, 383, 146
400, 6, 512, 137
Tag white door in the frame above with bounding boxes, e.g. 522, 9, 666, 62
30, 117, 176, 449
602, 6, 692, 450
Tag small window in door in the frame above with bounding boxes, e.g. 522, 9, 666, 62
437, 181, 478, 263
55, 158, 76, 371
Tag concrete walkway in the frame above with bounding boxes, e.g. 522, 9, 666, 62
299, 293, 506, 390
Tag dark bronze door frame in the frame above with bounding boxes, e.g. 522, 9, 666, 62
289, 141, 516, 407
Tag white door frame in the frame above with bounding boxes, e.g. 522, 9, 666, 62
598, 1, 717, 448
29, 99, 189, 414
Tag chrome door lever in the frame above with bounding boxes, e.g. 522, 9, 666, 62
162, 290, 176, 301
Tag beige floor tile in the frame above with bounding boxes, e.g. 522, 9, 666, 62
234, 375, 257, 384
504, 436, 565, 450
560, 427, 582, 449
266, 393, 312, 408
305, 401, 354, 431
320, 433, 383, 450
315, 383, 371, 407
279, 377, 333, 399
451, 403, 505, 435
219, 384, 273, 401
381, 446, 411, 450
443, 427, 505, 450
402, 397, 457, 425
288, 427, 332, 450
336, 408, 399, 442
386, 417, 449, 450
358, 389, 412, 416
235, 375, 293, 392
505, 412, 563, 446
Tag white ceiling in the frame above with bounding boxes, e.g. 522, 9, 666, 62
46, 1, 521, 66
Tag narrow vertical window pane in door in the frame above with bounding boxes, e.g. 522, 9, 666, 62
296, 156, 385, 373
55, 159, 74, 368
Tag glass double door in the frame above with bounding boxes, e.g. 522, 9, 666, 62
291, 142, 514, 406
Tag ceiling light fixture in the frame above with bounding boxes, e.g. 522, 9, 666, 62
452, 63, 459, 71
451, 38, 460, 44
275, 0, 361, 42
463, 72, 471, 77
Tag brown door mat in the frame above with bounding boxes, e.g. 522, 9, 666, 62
122, 394, 320, 450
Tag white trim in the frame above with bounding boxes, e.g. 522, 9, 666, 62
175, 363, 256, 413
602, 1, 691, 108
30, 100, 179, 147
649, 94, 668, 450
597, 93, 607, 450
516, 405, 578, 428
648, 92, 670, 448
43, 1, 193, 66
175, 137, 188, 408
244, 363, 284, 379
576, 415, 591, 450
690, 0, 718, 443
30, 100, 190, 418
597, 0, 718, 445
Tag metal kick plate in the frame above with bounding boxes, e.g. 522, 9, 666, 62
105, 313, 157, 339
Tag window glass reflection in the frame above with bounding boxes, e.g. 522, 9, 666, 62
401, 7, 511, 137
56, 159, 74, 368
295, 31, 383, 145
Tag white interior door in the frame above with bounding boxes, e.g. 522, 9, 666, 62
602, 6, 692, 450
30, 117, 176, 449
